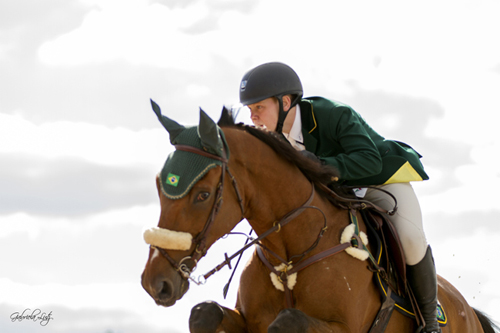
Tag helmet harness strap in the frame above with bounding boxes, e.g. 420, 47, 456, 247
275, 94, 301, 134
275, 95, 287, 134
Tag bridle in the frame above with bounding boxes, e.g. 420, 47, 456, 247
151, 141, 398, 289
150, 142, 319, 285
152, 143, 245, 283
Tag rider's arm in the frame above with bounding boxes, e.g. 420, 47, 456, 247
319, 107, 382, 182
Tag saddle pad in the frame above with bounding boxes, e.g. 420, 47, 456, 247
375, 271, 447, 326
361, 208, 447, 327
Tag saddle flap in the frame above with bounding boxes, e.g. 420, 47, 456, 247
365, 209, 407, 288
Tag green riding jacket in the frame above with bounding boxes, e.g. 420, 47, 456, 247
299, 97, 429, 186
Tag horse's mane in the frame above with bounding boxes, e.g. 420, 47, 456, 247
218, 109, 354, 205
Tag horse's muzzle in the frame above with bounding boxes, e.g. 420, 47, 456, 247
141, 269, 190, 307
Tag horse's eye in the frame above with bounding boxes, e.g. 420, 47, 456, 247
196, 192, 210, 202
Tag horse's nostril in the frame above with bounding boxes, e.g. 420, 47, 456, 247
157, 279, 173, 300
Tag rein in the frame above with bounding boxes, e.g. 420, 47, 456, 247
152, 142, 398, 295
151, 142, 321, 286
202, 182, 316, 282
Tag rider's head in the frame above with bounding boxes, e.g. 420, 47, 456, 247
239, 62, 303, 133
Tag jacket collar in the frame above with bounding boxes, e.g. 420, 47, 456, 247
299, 99, 318, 153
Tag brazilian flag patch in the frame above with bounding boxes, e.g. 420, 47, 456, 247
166, 173, 180, 187
437, 304, 446, 323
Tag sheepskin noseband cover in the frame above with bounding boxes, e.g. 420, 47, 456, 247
143, 227, 193, 251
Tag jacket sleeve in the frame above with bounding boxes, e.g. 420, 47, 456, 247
319, 107, 382, 181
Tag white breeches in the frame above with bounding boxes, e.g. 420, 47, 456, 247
364, 182, 428, 265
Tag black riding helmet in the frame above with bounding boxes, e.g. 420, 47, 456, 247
239, 62, 303, 133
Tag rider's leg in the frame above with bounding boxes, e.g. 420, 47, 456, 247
365, 183, 440, 333
407, 246, 441, 333
365, 182, 427, 265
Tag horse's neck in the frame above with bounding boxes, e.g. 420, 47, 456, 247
225, 128, 336, 262
256, 193, 343, 262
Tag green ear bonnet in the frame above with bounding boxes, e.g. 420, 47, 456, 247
151, 100, 229, 199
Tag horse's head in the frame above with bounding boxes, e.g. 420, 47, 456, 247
141, 101, 242, 307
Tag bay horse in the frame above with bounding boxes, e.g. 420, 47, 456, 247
141, 101, 497, 333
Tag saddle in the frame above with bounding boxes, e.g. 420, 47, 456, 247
362, 208, 407, 294
360, 207, 447, 332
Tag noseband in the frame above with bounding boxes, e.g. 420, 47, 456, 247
151, 143, 245, 283
150, 142, 322, 286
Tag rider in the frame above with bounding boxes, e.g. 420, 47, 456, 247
238, 62, 440, 333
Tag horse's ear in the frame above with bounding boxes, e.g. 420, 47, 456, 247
151, 99, 185, 143
218, 105, 235, 127
198, 108, 224, 156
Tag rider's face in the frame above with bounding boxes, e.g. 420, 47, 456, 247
247, 97, 279, 131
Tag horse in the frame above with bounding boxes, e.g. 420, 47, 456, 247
141, 101, 498, 333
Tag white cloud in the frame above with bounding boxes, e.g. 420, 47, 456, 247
36, 0, 500, 116
0, 43, 12, 61
0, 214, 41, 240
425, 91, 500, 146
0, 278, 190, 332
430, 228, 500, 312
419, 182, 500, 215
0, 112, 169, 167
38, 1, 213, 71
6, 0, 500, 330
0, 279, 137, 311
0, 204, 160, 240
186, 83, 211, 99
0, 218, 254, 332
417, 143, 500, 214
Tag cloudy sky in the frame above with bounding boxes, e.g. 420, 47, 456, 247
1, 0, 499, 332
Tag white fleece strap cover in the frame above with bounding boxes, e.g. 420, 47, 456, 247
270, 263, 298, 292
143, 227, 193, 251
340, 223, 369, 261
